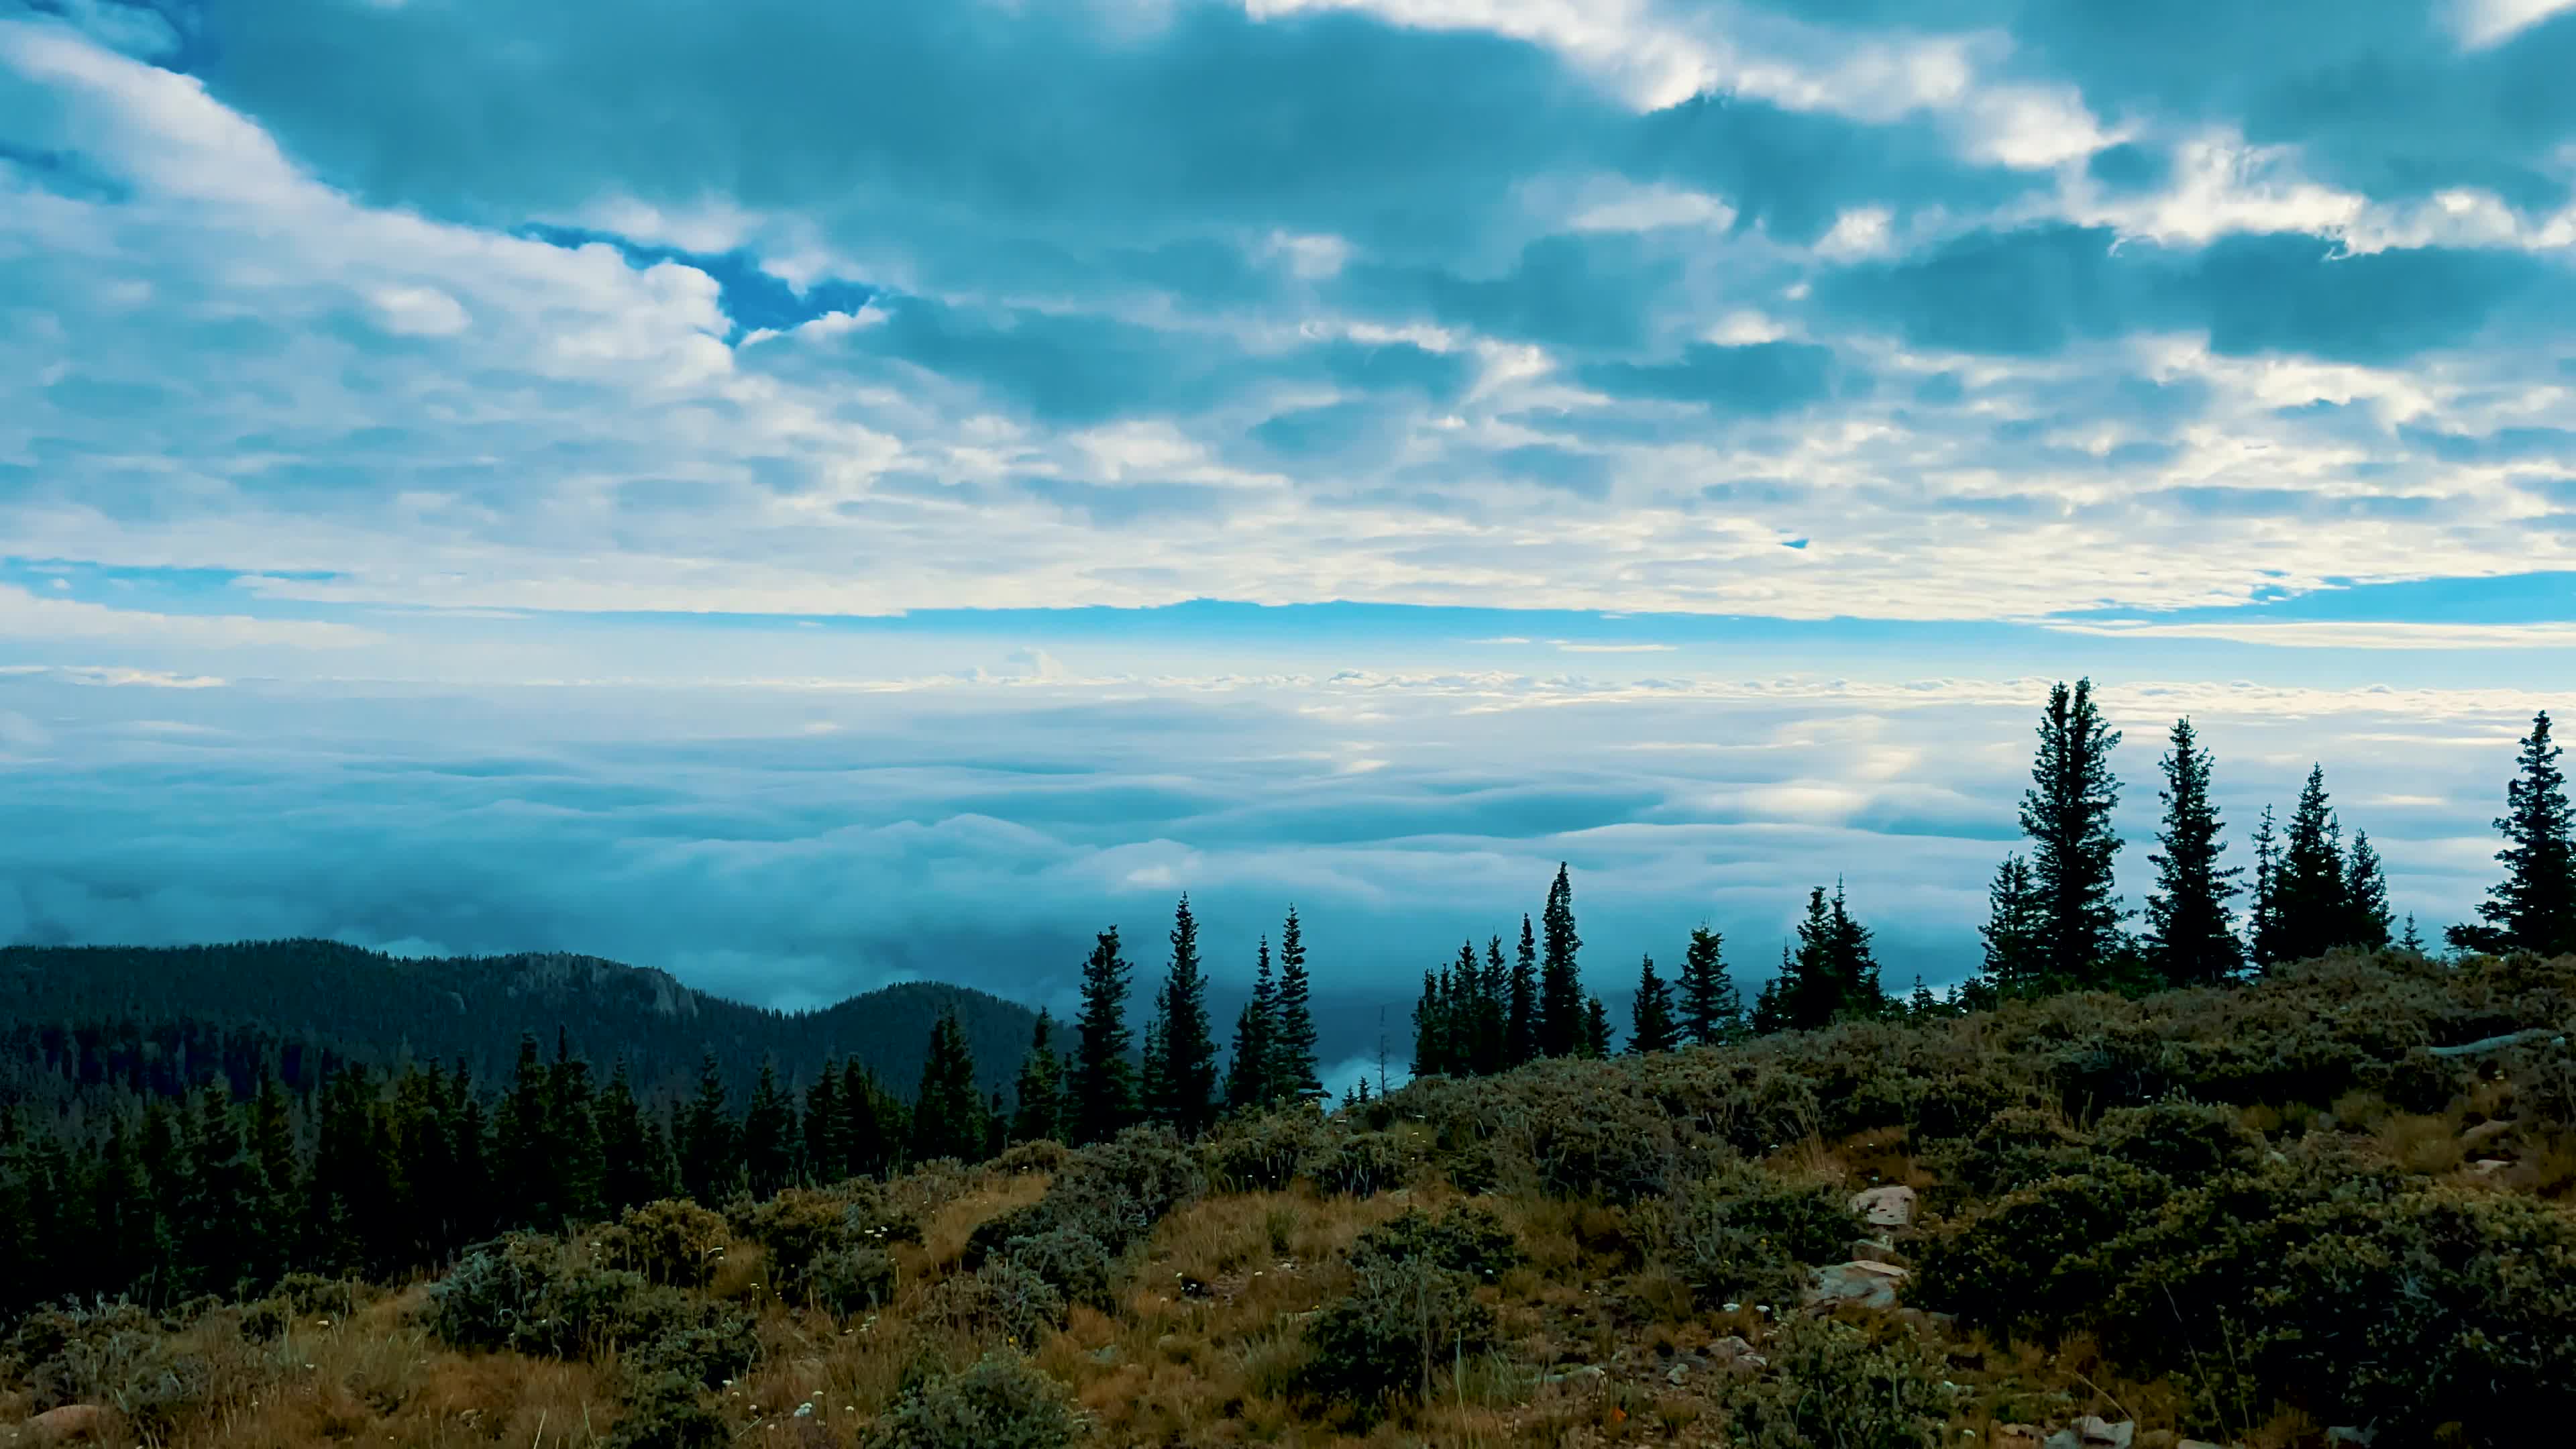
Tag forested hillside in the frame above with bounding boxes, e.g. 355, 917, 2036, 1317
0, 939, 1038, 1106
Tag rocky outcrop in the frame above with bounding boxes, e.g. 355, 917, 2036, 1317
1806, 1258, 1907, 1309
1850, 1183, 1917, 1230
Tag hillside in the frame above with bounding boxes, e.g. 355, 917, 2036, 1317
4, 949, 2569, 1448
0, 939, 1040, 1104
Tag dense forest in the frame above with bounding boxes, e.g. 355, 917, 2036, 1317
0, 687, 2569, 1446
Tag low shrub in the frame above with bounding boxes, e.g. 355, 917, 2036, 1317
424, 1235, 564, 1351
1715, 1316, 1954, 1449
1939, 1108, 2088, 1199
427, 1235, 753, 1369
992, 1139, 1073, 1176
267, 1272, 365, 1318
620, 1311, 760, 1390
1309, 1132, 1411, 1197
807, 1244, 900, 1316
608, 1371, 731, 1449
13, 1301, 262, 1438
595, 1200, 731, 1289
1909, 1163, 2172, 1339
2091, 1099, 2265, 1184
923, 1258, 1068, 1349
1650, 1163, 1858, 1307
1300, 1256, 1497, 1411
1203, 1112, 1328, 1191
1349, 1204, 1523, 1283
965, 1126, 1205, 1268
999, 1227, 1116, 1311
861, 1348, 1085, 1449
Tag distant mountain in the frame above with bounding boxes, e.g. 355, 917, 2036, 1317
0, 939, 1039, 1108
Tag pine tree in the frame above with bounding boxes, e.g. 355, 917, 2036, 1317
677, 1054, 737, 1204
2273, 765, 2350, 963
2143, 716, 2244, 987
1580, 996, 1613, 1059
1013, 1012, 1064, 1143
1505, 915, 1540, 1066
1068, 926, 1139, 1144
800, 1062, 843, 1186
1676, 924, 1741, 1046
1145, 896, 1218, 1135
549, 1032, 606, 1224
1538, 864, 1584, 1057
2345, 830, 2393, 952
911, 1012, 983, 1163
2451, 711, 2576, 957
1269, 908, 1322, 1106
1627, 955, 1678, 1055
741, 1062, 796, 1199
2247, 805, 2284, 969
2400, 913, 2425, 955
247, 1067, 300, 1260
1907, 976, 1938, 1019
1474, 935, 1511, 1075
1223, 942, 1276, 1112
1976, 855, 2047, 998
2020, 679, 2125, 987
1763, 884, 1882, 1031
180, 1085, 261, 1297
601, 1060, 674, 1209
1411, 967, 1447, 1078
494, 1034, 557, 1226
840, 1059, 894, 1179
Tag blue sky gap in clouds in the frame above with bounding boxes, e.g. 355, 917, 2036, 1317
3, 0, 2575, 1054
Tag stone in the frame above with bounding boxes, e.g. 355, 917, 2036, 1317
2074, 1416, 2136, 1448
2462, 1118, 2512, 1148
1851, 1183, 1918, 1229
1852, 1237, 1909, 1267
26, 1405, 113, 1443
1990, 1426, 2043, 1449
1540, 1364, 1605, 1385
1807, 1260, 1908, 1310
2178, 1441, 2237, 1449
2469, 1158, 2512, 1175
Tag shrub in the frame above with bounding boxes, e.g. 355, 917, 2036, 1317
1940, 1108, 2088, 1199
425, 1236, 564, 1351
993, 1139, 1073, 1176
1203, 1112, 1328, 1191
1301, 1256, 1496, 1410
924, 1259, 1068, 1349
1650, 1163, 1858, 1307
13, 1302, 261, 1438
608, 1371, 731, 1449
621, 1311, 760, 1391
808, 1245, 901, 1316
1716, 1316, 1954, 1449
1000, 1228, 1116, 1311
595, 1200, 731, 1289
427, 1236, 748, 1368
1309, 1132, 1411, 1197
967, 1126, 1205, 1267
1909, 1163, 2172, 1339
5, 1300, 154, 1378
2092, 1099, 2265, 1184
266, 1272, 364, 1318
861, 1349, 1085, 1449
1349, 1204, 1523, 1283
730, 1188, 853, 1285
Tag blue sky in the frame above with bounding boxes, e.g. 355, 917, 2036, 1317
3, 1, 2573, 1074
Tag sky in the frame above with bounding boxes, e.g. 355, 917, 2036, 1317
3, 1, 2573, 1082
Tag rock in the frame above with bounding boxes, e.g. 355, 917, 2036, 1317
1807, 1260, 1908, 1310
2469, 1158, 2512, 1175
1853, 1237, 1910, 1267
2178, 1441, 2237, 1449
1851, 1183, 1918, 1229
2462, 1118, 2512, 1148
26, 1405, 112, 1443
2325, 1428, 2377, 1447
1990, 1426, 2044, 1449
2074, 1416, 2136, 1448
2043, 1431, 2082, 1449
1540, 1364, 1606, 1385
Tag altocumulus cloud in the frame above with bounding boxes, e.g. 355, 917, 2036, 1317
3, 1, 2575, 1046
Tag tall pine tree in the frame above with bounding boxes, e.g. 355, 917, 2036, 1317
1505, 915, 1540, 1067
1538, 864, 1584, 1057
1223, 942, 1276, 1112
911, 1012, 984, 1163
2143, 716, 2243, 986
2019, 678, 2125, 987
1144, 896, 1218, 1135
1268, 908, 1322, 1106
1627, 955, 1678, 1055
2345, 830, 2393, 953
676, 1054, 737, 1204
741, 1062, 796, 1199
1068, 927, 1138, 1144
2246, 805, 2285, 969
1012, 1012, 1063, 1143
2272, 765, 2350, 964
2451, 711, 2576, 957
1975, 855, 2046, 999
1676, 924, 1741, 1046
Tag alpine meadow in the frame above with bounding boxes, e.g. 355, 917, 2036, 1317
7, 3, 2576, 1449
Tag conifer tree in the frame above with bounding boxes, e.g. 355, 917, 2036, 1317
1538, 864, 1585, 1057
1145, 896, 1219, 1134
1762, 884, 1883, 1031
1907, 976, 1939, 1019
600, 1059, 674, 1210
2019, 678, 2125, 987
2144, 716, 2244, 987
1411, 967, 1448, 1078
911, 1012, 983, 1163
1068, 926, 1138, 1144
1268, 908, 1322, 1106
495, 1034, 557, 1226
1505, 915, 1540, 1066
2273, 765, 2350, 964
741, 1061, 796, 1199
1676, 924, 1741, 1046
1223, 942, 1276, 1112
247, 1067, 300, 1250
2400, 913, 2425, 954
676, 1054, 737, 1204
548, 1032, 606, 1224
1976, 855, 2046, 999
1474, 935, 1511, 1074
2345, 830, 2393, 952
1627, 955, 1678, 1055
800, 1062, 843, 1185
1580, 996, 1613, 1059
2451, 711, 2576, 957
1136, 1016, 1168, 1126
2247, 805, 2284, 969
840, 1058, 894, 1179
1013, 1012, 1064, 1142
180, 1085, 261, 1297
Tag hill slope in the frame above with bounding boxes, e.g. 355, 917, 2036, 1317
0, 938, 1038, 1103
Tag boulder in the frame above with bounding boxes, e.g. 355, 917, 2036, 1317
1707, 1334, 1766, 1372
1991, 1426, 2045, 1449
2074, 1417, 2136, 1448
26, 1405, 113, 1443
1851, 1237, 1909, 1267
1806, 1259, 1907, 1310
2462, 1118, 2512, 1149
1851, 1183, 1918, 1229
2469, 1158, 2512, 1175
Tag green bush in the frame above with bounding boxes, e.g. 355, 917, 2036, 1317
1000, 1228, 1116, 1311
731, 1188, 853, 1285
1650, 1163, 1858, 1307
808, 1245, 901, 1316
966, 1126, 1205, 1269
861, 1349, 1085, 1449
1716, 1316, 1954, 1448
1301, 1258, 1496, 1409
13, 1301, 260, 1438
1910, 1163, 2171, 1339
1940, 1108, 2088, 1199
2092, 1099, 2265, 1183
924, 1259, 1068, 1349
620, 1311, 760, 1391
595, 1200, 731, 1289
1203, 1112, 1328, 1191
1349, 1204, 1523, 1283
427, 1236, 751, 1369
993, 1139, 1073, 1176
268, 1271, 364, 1318
1309, 1132, 1411, 1197
425, 1235, 565, 1351
608, 1371, 731, 1449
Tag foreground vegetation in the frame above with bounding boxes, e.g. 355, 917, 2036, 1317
5, 947, 2569, 1448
